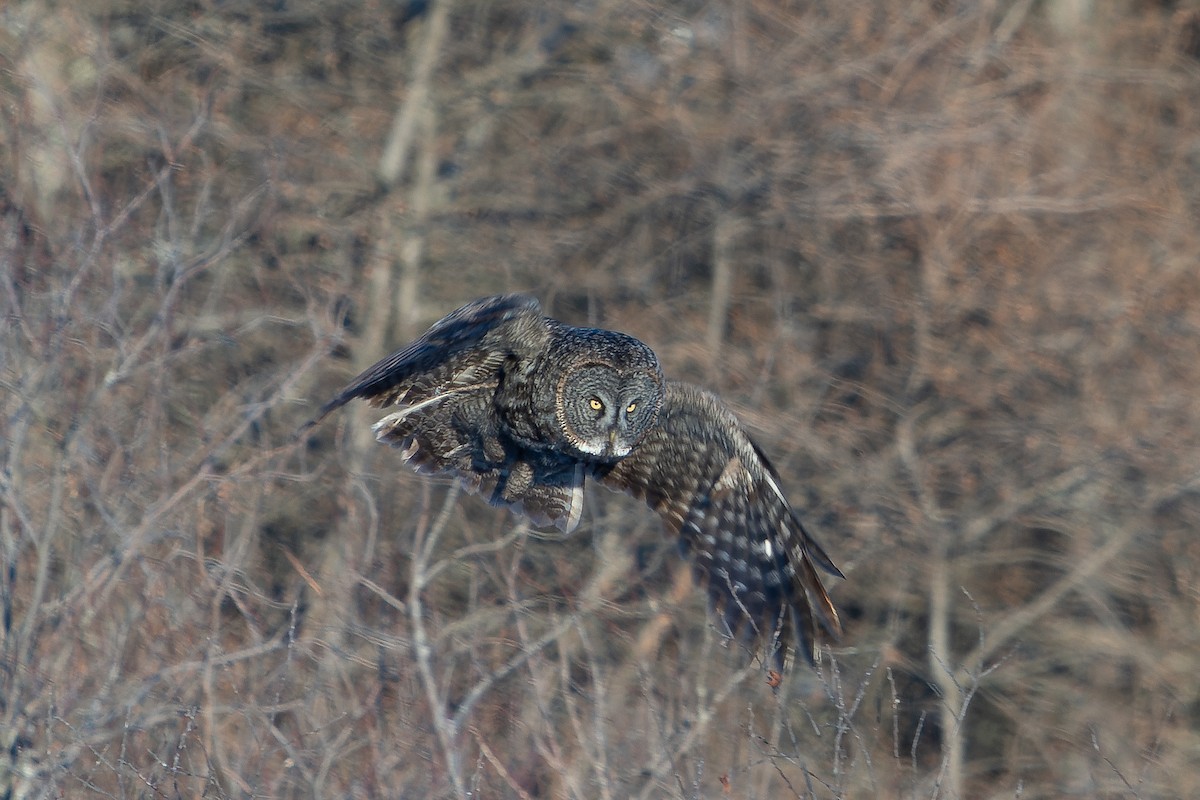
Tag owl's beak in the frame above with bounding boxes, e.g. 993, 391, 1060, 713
604, 431, 631, 459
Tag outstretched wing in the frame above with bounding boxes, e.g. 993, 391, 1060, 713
305, 293, 546, 425
592, 381, 842, 665
306, 293, 588, 531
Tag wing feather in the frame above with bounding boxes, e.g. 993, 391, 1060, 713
304, 293, 546, 426
593, 381, 842, 665
308, 294, 587, 531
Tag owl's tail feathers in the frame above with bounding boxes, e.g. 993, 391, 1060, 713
488, 463, 587, 533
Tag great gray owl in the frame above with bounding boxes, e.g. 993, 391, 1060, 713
308, 294, 842, 665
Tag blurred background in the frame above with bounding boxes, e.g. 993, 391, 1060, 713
2, 1, 1199, 797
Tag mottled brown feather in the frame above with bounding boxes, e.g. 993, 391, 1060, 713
307, 295, 843, 668
591, 382, 842, 664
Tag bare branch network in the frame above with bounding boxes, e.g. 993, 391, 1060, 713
2, 1, 1198, 798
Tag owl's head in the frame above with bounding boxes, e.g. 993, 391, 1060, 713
555, 330, 664, 461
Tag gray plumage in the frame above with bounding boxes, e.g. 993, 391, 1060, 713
308, 294, 842, 665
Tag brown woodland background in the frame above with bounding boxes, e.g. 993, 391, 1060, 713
3, 1, 1200, 797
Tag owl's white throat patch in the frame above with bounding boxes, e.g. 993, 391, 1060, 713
573, 436, 632, 459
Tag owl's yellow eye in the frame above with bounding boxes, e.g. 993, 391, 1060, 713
589, 397, 604, 411
626, 402, 637, 414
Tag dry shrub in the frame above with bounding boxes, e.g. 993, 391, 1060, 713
2, 1, 1198, 797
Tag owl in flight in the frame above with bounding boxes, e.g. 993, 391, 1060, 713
308, 294, 842, 665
